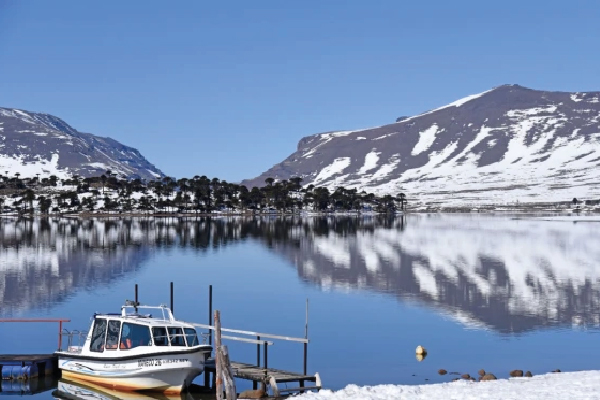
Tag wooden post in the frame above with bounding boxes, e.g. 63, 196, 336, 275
58, 320, 63, 351
263, 343, 268, 370
253, 336, 260, 390
214, 310, 223, 400
304, 298, 309, 375
135, 284, 138, 313
221, 345, 237, 400
256, 336, 261, 367
205, 286, 211, 394
262, 343, 268, 392
208, 285, 213, 346
170, 282, 174, 315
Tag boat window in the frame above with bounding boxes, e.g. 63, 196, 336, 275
120, 323, 152, 349
106, 320, 121, 350
168, 327, 185, 346
90, 318, 107, 353
152, 327, 169, 346
184, 328, 199, 347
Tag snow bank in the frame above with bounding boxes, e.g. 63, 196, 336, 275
294, 370, 600, 400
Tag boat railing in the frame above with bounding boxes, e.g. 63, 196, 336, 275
200, 332, 210, 344
61, 329, 88, 353
185, 321, 309, 373
0, 318, 71, 351
121, 302, 174, 322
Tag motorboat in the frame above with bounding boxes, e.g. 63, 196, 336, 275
55, 302, 212, 393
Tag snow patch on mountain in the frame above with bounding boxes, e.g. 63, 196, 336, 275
372, 157, 401, 180
313, 157, 351, 184
435, 88, 495, 109
411, 124, 440, 155
357, 151, 380, 175
0, 153, 69, 178
396, 88, 495, 125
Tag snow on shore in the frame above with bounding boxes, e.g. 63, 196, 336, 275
293, 371, 600, 400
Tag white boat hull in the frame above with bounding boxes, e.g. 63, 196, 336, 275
58, 348, 211, 393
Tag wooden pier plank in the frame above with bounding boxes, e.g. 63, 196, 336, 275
206, 359, 316, 384
0, 354, 56, 362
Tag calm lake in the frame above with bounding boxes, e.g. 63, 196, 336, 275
1, 214, 600, 397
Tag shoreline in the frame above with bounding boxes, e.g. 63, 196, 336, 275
1, 208, 598, 219
294, 369, 600, 399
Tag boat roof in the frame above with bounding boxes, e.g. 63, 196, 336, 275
93, 303, 195, 328
94, 313, 194, 328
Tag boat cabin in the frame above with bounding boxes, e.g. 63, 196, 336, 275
71, 303, 206, 355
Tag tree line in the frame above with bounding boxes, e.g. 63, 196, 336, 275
0, 171, 407, 215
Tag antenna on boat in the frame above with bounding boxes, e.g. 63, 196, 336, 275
124, 299, 140, 313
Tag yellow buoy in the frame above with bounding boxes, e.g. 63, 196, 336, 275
416, 345, 427, 355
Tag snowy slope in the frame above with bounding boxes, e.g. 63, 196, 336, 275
0, 107, 163, 179
242, 85, 600, 205
294, 370, 600, 400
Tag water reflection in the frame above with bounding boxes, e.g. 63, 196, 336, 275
52, 379, 213, 400
0, 375, 57, 395
1, 215, 599, 333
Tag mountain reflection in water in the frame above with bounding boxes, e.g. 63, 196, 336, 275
1, 215, 599, 333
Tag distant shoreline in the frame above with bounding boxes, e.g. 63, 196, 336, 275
1, 207, 598, 219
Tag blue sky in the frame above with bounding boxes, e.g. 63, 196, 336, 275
1, 0, 599, 182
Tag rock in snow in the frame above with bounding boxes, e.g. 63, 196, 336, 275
0, 107, 163, 180
242, 85, 600, 205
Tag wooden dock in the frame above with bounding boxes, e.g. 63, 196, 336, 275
205, 359, 321, 397
1, 284, 323, 399
0, 354, 58, 380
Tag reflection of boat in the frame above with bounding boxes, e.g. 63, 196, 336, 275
55, 303, 212, 393
52, 379, 214, 400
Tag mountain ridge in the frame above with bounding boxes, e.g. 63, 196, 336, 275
0, 107, 164, 180
242, 84, 600, 205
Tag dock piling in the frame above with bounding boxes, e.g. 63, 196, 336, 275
253, 335, 260, 390
204, 284, 214, 389
208, 285, 213, 346
134, 284, 138, 313
221, 345, 237, 400
214, 310, 223, 400
170, 282, 174, 315
304, 298, 309, 375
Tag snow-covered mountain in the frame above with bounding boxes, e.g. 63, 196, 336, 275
242, 85, 600, 206
0, 107, 163, 179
